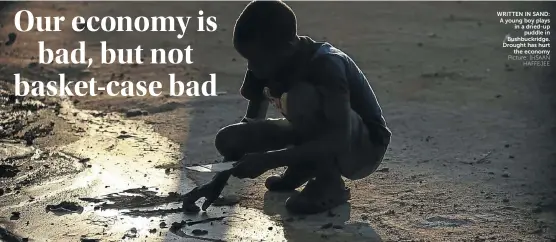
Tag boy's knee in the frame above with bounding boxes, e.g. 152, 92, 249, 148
215, 124, 245, 160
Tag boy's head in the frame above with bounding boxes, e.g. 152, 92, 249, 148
233, 0, 299, 79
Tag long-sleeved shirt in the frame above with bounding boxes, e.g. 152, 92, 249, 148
239, 36, 391, 164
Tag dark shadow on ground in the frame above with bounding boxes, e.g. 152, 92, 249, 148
0, 223, 26, 242
262, 191, 383, 242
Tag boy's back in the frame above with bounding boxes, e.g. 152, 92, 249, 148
241, 36, 391, 145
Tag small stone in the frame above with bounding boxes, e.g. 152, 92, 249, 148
495, 94, 502, 98
170, 221, 186, 232
417, 42, 423, 47
502, 198, 510, 203
504, 144, 510, 148
79, 158, 90, 163
502, 173, 510, 178
159, 222, 167, 228
268, 226, 273, 230
148, 228, 157, 233
509, 155, 515, 159
10, 212, 21, 220
122, 227, 138, 239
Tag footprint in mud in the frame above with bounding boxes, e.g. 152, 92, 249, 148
45, 201, 84, 215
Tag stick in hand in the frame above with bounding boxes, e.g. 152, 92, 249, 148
182, 161, 235, 212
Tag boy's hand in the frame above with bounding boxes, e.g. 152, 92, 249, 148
232, 153, 271, 179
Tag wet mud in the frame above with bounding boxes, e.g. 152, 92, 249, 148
79, 187, 184, 210
0, 91, 323, 241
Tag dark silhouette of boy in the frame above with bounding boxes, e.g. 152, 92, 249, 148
215, 0, 391, 214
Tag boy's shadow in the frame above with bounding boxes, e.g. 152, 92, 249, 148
262, 191, 383, 242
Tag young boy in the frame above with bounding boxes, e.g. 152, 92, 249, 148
215, 0, 391, 214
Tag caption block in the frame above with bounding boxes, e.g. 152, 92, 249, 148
499, 11, 551, 67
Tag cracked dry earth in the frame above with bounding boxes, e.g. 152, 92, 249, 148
1, 1, 556, 242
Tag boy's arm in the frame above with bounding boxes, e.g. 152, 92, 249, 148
243, 99, 269, 122
261, 56, 351, 166
240, 70, 268, 122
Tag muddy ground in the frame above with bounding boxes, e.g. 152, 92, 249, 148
1, 1, 555, 242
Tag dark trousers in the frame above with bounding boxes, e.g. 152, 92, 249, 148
215, 82, 387, 180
